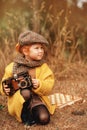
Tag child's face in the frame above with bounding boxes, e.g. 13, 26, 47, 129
22, 43, 45, 61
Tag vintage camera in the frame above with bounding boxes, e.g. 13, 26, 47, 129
2, 71, 33, 96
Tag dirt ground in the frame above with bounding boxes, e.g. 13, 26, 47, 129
0, 64, 87, 130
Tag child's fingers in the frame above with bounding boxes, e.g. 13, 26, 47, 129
3, 85, 10, 95
32, 79, 39, 88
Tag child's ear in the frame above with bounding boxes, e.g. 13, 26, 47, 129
22, 46, 29, 56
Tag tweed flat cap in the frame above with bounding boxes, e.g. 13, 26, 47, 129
18, 30, 49, 46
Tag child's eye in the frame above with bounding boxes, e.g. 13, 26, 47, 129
41, 47, 44, 49
35, 47, 39, 49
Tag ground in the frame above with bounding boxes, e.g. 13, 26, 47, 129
0, 63, 87, 130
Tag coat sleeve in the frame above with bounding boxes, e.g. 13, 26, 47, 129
32, 63, 55, 96
0, 63, 13, 95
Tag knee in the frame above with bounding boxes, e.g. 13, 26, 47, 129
39, 112, 50, 125
20, 89, 31, 101
32, 105, 50, 125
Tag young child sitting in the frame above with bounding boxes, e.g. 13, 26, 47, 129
0, 30, 56, 125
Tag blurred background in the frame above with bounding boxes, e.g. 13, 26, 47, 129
0, 0, 87, 81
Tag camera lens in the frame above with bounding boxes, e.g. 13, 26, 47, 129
19, 80, 27, 88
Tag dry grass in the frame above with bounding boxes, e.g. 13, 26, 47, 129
0, 42, 87, 130
0, 78, 87, 130
0, 3, 87, 129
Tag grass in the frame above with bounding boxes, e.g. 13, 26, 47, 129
0, 6, 87, 80
0, 2, 87, 129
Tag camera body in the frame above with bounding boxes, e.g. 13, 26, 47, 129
2, 71, 33, 96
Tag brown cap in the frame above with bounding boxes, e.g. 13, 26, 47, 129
16, 30, 49, 52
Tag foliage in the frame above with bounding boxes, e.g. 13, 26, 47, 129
0, 0, 87, 79
0, 104, 5, 110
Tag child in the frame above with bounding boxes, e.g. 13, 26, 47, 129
0, 30, 56, 125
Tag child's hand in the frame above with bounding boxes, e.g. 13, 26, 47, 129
32, 79, 40, 89
3, 84, 10, 96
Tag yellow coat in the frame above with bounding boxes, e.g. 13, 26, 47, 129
0, 62, 56, 122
